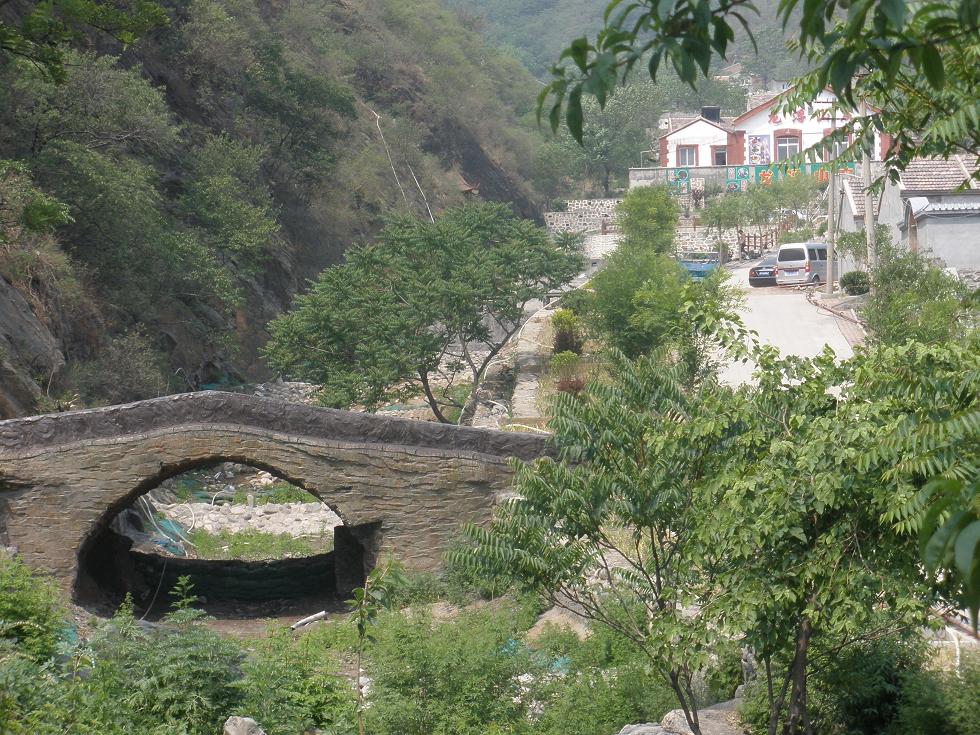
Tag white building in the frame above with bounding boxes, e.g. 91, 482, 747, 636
652, 88, 888, 171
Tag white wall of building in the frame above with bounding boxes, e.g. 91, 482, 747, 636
664, 119, 729, 168
737, 90, 880, 165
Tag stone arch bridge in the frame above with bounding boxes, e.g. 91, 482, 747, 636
0, 392, 550, 601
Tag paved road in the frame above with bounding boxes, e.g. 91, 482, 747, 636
720, 262, 854, 386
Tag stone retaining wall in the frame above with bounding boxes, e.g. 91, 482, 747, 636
545, 199, 622, 233
131, 550, 337, 601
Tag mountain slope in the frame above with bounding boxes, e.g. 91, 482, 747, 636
0, 0, 545, 415
449, 0, 810, 82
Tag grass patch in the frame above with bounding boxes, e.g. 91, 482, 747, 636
439, 381, 473, 424
186, 528, 332, 561
231, 481, 311, 505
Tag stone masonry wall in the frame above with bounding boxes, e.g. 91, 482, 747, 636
544, 198, 621, 233
0, 392, 551, 593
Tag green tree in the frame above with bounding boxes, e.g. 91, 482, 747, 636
265, 203, 583, 422
548, 82, 661, 196
0, 0, 167, 82
616, 184, 679, 253
862, 239, 972, 346
460, 327, 977, 734
178, 135, 281, 272
588, 249, 687, 357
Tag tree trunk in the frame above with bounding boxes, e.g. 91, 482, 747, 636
417, 369, 451, 423
668, 670, 701, 735
782, 616, 813, 735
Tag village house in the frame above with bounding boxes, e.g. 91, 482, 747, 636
631, 86, 889, 192
840, 156, 980, 285
654, 89, 889, 170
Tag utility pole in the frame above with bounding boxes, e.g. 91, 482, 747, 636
825, 109, 836, 295
861, 97, 877, 274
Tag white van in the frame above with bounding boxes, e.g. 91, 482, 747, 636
775, 242, 828, 286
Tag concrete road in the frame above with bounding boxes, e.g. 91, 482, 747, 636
720, 262, 854, 386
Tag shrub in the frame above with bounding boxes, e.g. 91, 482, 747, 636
238, 629, 355, 735
551, 308, 584, 354
893, 652, 980, 735
778, 227, 814, 244
441, 537, 515, 604
840, 270, 871, 295
550, 199, 568, 212
67, 329, 172, 405
558, 286, 594, 317
79, 597, 245, 735
864, 239, 967, 345
0, 553, 64, 661
365, 605, 538, 735
533, 624, 677, 735
738, 635, 931, 735
550, 350, 584, 395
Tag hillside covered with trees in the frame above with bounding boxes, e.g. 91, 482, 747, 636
449, 0, 810, 82
0, 0, 546, 415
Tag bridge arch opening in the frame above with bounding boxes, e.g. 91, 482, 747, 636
74, 459, 381, 618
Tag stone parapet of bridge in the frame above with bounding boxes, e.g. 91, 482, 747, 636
0, 392, 551, 597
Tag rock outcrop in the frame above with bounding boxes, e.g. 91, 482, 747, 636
0, 277, 64, 418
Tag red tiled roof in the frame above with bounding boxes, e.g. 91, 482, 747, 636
657, 115, 734, 140
897, 157, 980, 192
840, 174, 880, 219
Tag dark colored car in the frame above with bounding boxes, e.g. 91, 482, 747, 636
748, 255, 778, 287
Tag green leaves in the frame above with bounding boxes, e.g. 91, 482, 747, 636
539, 1, 980, 188
265, 203, 582, 421
917, 478, 980, 628
0, 0, 168, 82
919, 45, 946, 89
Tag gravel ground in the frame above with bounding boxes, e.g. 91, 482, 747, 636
157, 502, 343, 537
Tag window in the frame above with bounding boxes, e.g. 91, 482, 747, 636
712, 146, 727, 166
677, 146, 697, 166
776, 135, 800, 161
778, 248, 805, 262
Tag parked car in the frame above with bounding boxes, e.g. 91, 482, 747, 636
775, 242, 828, 286
748, 255, 778, 287
677, 250, 721, 280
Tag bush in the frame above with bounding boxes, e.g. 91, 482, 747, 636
590, 249, 687, 357
893, 652, 980, 735
550, 199, 568, 212
779, 227, 814, 243
864, 240, 967, 345
238, 629, 355, 735
81, 599, 245, 734
550, 350, 584, 395
0, 553, 65, 661
739, 635, 933, 735
552, 308, 585, 354
365, 605, 538, 735
533, 624, 677, 735
558, 286, 594, 317
441, 537, 517, 604
67, 329, 172, 405
840, 270, 871, 295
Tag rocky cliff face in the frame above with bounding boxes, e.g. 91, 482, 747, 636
0, 278, 64, 419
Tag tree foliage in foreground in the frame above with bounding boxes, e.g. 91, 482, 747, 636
265, 203, 583, 422
459, 326, 978, 734
0, 0, 167, 82
540, 1, 980, 186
